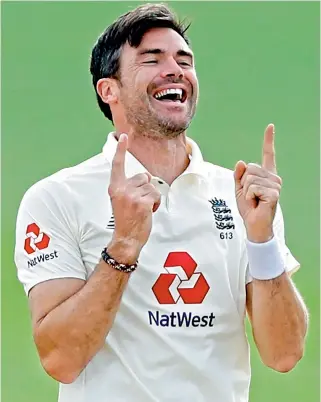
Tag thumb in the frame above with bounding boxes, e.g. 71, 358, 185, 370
234, 160, 247, 191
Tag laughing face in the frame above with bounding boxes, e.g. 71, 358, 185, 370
116, 27, 199, 138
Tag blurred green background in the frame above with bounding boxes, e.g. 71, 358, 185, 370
2, 1, 320, 401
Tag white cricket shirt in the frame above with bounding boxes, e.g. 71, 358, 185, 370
14, 132, 300, 402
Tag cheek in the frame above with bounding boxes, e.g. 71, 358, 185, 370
125, 76, 149, 100
135, 72, 155, 95
186, 71, 199, 96
192, 77, 199, 96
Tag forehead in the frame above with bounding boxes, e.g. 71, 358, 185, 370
138, 27, 191, 52
122, 27, 192, 61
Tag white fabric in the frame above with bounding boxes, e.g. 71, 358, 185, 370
246, 236, 285, 280
14, 132, 300, 402
245, 203, 300, 284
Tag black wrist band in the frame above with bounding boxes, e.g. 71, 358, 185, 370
101, 248, 138, 273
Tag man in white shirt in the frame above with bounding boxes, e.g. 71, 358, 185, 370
14, 4, 308, 402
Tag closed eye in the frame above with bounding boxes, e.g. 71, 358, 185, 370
143, 60, 158, 64
178, 61, 191, 66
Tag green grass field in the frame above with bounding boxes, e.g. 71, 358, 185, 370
2, 2, 320, 401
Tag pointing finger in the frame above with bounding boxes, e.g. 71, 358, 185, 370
111, 133, 128, 183
262, 124, 277, 174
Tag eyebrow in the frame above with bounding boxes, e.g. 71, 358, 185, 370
138, 48, 194, 59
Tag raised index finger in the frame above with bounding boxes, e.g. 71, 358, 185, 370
111, 133, 128, 183
262, 124, 277, 174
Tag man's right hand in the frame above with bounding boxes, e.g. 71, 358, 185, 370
107, 133, 161, 264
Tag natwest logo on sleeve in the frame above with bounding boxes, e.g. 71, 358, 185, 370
152, 252, 210, 304
24, 223, 59, 268
24, 223, 50, 254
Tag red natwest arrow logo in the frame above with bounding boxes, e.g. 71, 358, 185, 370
152, 252, 210, 304
24, 223, 50, 255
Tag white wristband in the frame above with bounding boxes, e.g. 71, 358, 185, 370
246, 236, 285, 280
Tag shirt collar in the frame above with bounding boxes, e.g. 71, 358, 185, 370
102, 132, 208, 181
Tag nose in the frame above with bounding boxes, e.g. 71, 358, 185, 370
160, 58, 184, 80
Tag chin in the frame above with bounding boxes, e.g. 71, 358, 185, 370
163, 109, 193, 126
157, 118, 191, 137
134, 101, 193, 137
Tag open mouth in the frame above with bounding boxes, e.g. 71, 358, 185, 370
153, 88, 187, 103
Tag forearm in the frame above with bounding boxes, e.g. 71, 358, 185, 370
248, 272, 308, 372
35, 242, 135, 383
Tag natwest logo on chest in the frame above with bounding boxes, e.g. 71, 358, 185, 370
149, 252, 215, 328
148, 310, 215, 328
152, 252, 210, 304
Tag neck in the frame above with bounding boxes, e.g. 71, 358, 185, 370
115, 129, 190, 185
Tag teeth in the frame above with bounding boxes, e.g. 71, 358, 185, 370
154, 88, 183, 100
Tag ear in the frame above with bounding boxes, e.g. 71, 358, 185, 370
96, 78, 119, 105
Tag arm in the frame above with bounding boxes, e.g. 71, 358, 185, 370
30, 241, 133, 384
16, 134, 160, 384
246, 271, 308, 372
234, 124, 308, 372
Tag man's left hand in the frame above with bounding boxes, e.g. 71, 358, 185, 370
234, 124, 282, 243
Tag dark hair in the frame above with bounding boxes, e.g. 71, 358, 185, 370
90, 3, 191, 122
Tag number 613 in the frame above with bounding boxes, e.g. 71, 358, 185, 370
220, 232, 233, 240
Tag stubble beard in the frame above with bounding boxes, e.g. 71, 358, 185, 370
121, 92, 196, 140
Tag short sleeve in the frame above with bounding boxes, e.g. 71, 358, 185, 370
14, 180, 87, 295
245, 203, 300, 284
